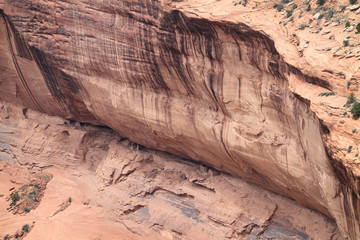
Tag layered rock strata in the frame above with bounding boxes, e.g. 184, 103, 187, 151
0, 101, 343, 239
0, 0, 358, 238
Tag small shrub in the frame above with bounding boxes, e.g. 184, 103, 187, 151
356, 23, 360, 33
3, 234, 9, 240
346, 21, 351, 28
356, 153, 359, 157
347, 81, 351, 89
286, 9, 293, 17
353, 129, 357, 133
349, 0, 358, 4
344, 40, 349, 47
351, 102, 360, 119
306, 4, 311, 11
24, 207, 30, 213
281, 0, 292, 3
11, 191, 20, 205
347, 146, 353, 153
299, 24, 308, 30
43, 175, 51, 180
326, 9, 334, 21
22, 224, 30, 233
348, 92, 356, 104
15, 233, 20, 239
68, 197, 72, 203
338, 72, 346, 79
318, 92, 337, 97
292, 4, 298, 9
276, 4, 284, 11
317, 0, 326, 5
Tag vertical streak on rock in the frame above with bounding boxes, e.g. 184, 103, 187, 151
29, 46, 97, 122
0, 10, 44, 113
327, 152, 360, 239
0, 1, 359, 238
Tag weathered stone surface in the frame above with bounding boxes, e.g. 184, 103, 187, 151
0, 0, 359, 239
321, 29, 331, 35
347, 4, 360, 11
0, 102, 344, 239
346, 26, 355, 32
313, 12, 321, 20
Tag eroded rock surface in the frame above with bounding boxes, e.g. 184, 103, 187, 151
0, 0, 359, 239
0, 102, 343, 239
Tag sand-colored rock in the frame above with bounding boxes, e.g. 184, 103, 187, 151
348, 4, 360, 11
0, 0, 359, 239
0, 102, 343, 239
346, 26, 355, 32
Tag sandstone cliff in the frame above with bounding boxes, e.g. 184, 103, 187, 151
0, 0, 359, 239
0, 102, 343, 239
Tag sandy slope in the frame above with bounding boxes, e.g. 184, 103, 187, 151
0, 164, 142, 240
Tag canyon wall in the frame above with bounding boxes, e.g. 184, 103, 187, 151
0, 101, 343, 239
0, 0, 358, 239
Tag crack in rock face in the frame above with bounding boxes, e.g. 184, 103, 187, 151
0, 0, 358, 239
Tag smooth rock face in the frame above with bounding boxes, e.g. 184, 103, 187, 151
0, 0, 358, 239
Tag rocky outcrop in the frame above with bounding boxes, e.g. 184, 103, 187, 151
0, 0, 358, 239
0, 101, 343, 239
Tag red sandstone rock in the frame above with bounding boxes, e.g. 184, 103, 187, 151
0, 0, 359, 239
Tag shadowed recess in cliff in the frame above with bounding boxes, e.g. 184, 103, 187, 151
326, 147, 360, 240
288, 64, 332, 91
29, 46, 98, 123
0, 0, 359, 238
